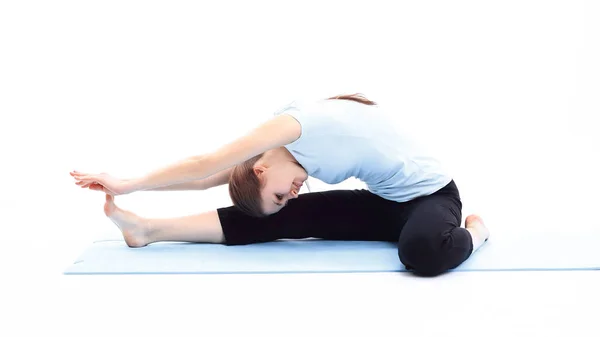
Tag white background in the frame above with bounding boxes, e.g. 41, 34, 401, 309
1, 1, 599, 336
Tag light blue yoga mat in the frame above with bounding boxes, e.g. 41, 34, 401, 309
64, 229, 600, 275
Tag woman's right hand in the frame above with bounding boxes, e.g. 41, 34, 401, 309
70, 171, 133, 196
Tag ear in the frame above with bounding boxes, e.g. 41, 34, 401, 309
253, 165, 267, 177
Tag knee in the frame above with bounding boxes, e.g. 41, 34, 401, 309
398, 233, 457, 277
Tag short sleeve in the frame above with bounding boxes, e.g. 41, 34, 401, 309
273, 99, 320, 141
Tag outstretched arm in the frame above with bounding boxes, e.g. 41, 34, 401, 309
127, 114, 301, 192
145, 166, 233, 191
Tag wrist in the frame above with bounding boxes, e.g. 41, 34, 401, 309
124, 178, 143, 193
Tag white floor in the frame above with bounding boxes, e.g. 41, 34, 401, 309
3, 237, 599, 337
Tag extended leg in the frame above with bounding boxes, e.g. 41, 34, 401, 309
104, 188, 398, 248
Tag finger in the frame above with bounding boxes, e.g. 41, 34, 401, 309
76, 176, 97, 184
77, 180, 93, 188
75, 180, 92, 186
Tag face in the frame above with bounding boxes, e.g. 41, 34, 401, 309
254, 161, 308, 215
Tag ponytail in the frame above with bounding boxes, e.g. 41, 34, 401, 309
326, 93, 377, 106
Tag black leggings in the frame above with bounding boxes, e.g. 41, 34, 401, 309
217, 180, 473, 276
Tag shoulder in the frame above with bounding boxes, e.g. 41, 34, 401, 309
272, 98, 326, 134
264, 113, 303, 143
203, 113, 303, 173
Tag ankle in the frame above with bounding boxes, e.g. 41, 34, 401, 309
122, 216, 151, 248
138, 217, 154, 244
466, 227, 485, 252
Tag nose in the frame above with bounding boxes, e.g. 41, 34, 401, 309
290, 187, 299, 199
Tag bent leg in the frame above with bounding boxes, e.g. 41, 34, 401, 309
397, 194, 473, 276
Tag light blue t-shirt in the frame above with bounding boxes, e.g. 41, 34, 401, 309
273, 98, 453, 202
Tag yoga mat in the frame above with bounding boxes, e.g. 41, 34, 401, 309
64, 229, 600, 275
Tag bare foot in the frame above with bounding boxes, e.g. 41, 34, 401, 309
465, 214, 490, 242
103, 194, 149, 247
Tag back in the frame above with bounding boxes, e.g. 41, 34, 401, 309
273, 98, 452, 202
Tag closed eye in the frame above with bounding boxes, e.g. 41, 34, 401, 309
274, 194, 287, 207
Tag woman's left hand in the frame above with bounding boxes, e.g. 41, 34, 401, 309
70, 171, 134, 196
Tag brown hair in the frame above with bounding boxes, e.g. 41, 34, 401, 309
228, 153, 267, 218
325, 93, 377, 106
228, 93, 376, 217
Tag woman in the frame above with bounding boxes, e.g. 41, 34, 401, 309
70, 93, 489, 276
